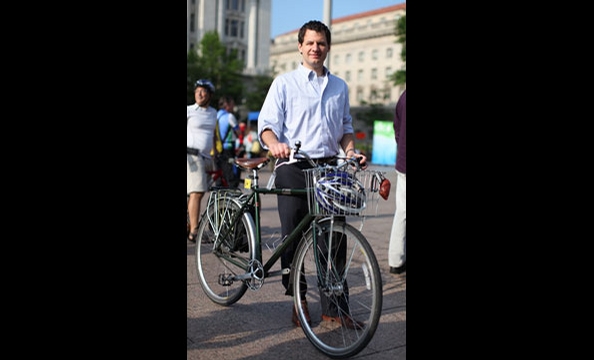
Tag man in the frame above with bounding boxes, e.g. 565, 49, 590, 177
216, 95, 241, 187
187, 79, 218, 243
258, 20, 367, 329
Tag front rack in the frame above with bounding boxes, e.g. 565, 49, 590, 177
303, 167, 385, 217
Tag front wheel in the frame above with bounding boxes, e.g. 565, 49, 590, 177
292, 219, 383, 359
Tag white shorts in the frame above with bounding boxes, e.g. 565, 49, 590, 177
187, 154, 212, 194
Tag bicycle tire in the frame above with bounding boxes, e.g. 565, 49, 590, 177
291, 219, 382, 359
195, 193, 256, 306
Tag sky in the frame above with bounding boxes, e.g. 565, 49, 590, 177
271, 0, 405, 38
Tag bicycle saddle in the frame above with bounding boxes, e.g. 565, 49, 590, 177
235, 157, 270, 169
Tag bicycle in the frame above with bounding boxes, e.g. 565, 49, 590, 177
187, 154, 240, 238
194, 141, 385, 359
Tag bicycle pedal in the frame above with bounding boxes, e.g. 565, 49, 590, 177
218, 274, 233, 286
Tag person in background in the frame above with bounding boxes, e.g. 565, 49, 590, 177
388, 89, 406, 274
217, 95, 241, 187
258, 20, 367, 329
187, 79, 218, 243
236, 120, 247, 157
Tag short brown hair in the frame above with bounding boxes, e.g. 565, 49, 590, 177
218, 95, 234, 108
298, 20, 331, 46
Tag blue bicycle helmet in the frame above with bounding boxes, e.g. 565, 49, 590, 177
314, 172, 366, 215
194, 79, 215, 93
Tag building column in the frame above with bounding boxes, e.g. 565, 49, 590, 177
187, 0, 191, 52
217, 0, 224, 40
323, 0, 332, 69
247, 0, 258, 71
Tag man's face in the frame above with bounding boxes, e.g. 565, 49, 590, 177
225, 100, 235, 112
195, 87, 211, 106
298, 29, 329, 71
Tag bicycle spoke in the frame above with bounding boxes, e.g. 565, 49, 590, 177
196, 191, 255, 306
292, 219, 382, 358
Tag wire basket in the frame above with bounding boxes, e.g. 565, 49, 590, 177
304, 167, 384, 217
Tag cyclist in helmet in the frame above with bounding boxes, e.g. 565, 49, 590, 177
187, 79, 217, 243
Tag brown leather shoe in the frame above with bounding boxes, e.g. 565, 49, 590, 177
321, 314, 365, 330
292, 299, 312, 327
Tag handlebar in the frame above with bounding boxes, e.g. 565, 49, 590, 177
285, 140, 366, 172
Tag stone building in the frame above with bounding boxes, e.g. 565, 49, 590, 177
186, 0, 271, 75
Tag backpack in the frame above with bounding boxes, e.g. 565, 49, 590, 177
217, 111, 235, 151
210, 121, 224, 156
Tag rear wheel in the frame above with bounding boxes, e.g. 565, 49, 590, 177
195, 192, 256, 306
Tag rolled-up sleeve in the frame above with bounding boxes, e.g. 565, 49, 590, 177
258, 78, 285, 150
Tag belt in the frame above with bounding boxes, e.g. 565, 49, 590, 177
187, 147, 200, 156
311, 157, 337, 165
278, 156, 337, 167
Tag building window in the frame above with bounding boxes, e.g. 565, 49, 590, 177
369, 88, 377, 103
371, 68, 377, 80
345, 71, 351, 82
372, 49, 378, 60
358, 51, 365, 62
385, 67, 392, 79
230, 19, 239, 37
357, 69, 364, 81
345, 53, 352, 64
190, 13, 195, 32
357, 88, 364, 102
226, 0, 246, 12
384, 86, 392, 101
386, 48, 393, 58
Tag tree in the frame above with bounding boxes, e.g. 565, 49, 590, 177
187, 31, 245, 106
243, 74, 274, 114
389, 15, 406, 86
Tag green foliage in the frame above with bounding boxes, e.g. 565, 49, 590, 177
187, 31, 245, 106
355, 104, 394, 128
391, 15, 406, 86
396, 15, 406, 62
243, 74, 274, 114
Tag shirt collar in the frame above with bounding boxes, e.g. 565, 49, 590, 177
298, 63, 330, 80
192, 103, 209, 111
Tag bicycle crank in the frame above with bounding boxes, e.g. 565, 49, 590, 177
246, 259, 265, 290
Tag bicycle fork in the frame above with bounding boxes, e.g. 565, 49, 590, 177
311, 217, 348, 298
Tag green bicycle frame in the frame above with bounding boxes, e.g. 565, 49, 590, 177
211, 184, 335, 284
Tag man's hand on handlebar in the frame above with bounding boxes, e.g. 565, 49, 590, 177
267, 142, 291, 159
353, 152, 368, 170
